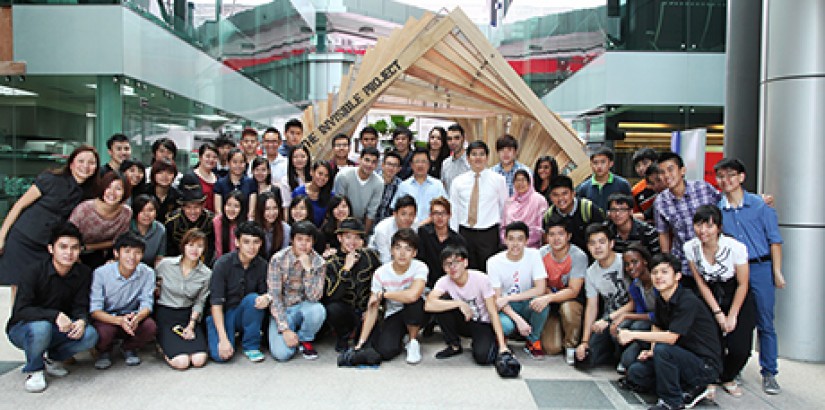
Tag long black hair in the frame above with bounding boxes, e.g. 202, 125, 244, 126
428, 126, 450, 162
321, 194, 352, 241
254, 191, 285, 259
220, 190, 247, 254
310, 160, 333, 207
287, 145, 312, 191
251, 156, 272, 185
533, 155, 559, 194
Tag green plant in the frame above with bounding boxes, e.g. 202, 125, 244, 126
367, 115, 417, 137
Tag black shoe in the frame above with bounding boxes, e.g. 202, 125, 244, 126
648, 399, 685, 410
435, 344, 463, 359
617, 376, 648, 393
682, 385, 713, 409
335, 336, 350, 353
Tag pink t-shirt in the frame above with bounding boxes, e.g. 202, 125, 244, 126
433, 269, 494, 323
68, 200, 132, 244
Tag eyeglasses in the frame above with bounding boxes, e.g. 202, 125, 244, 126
334, 144, 350, 148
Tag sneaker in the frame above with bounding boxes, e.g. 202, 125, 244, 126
565, 347, 576, 365
94, 352, 112, 370
244, 349, 265, 362
648, 399, 684, 410
123, 350, 141, 366
24, 371, 46, 393
299, 341, 318, 360
763, 374, 781, 395
435, 344, 463, 359
616, 362, 626, 374
44, 357, 69, 377
523, 340, 545, 360
683, 385, 714, 409
405, 339, 422, 364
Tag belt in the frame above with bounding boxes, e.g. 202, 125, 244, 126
748, 255, 771, 264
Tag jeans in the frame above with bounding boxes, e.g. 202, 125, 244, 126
619, 320, 652, 370
750, 261, 779, 376
268, 301, 326, 361
206, 293, 266, 362
8, 320, 98, 372
499, 300, 550, 343
628, 344, 719, 408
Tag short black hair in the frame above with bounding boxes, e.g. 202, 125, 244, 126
495, 134, 518, 151
360, 126, 378, 138
644, 163, 661, 178
119, 158, 146, 174
215, 134, 236, 148
440, 244, 469, 264
263, 127, 281, 137
394, 194, 417, 213
391, 228, 419, 249
607, 192, 634, 210
383, 150, 402, 164
692, 204, 723, 227
624, 242, 652, 266
392, 127, 413, 141
360, 147, 380, 160
291, 220, 318, 241
504, 221, 529, 238
151, 138, 178, 158
332, 133, 350, 144
106, 133, 129, 150
657, 151, 684, 168
549, 175, 574, 191
584, 223, 611, 243
631, 148, 657, 166
466, 140, 489, 156
114, 231, 146, 252
49, 222, 84, 246
590, 146, 614, 161
447, 123, 464, 137
411, 147, 430, 163
713, 157, 746, 174
235, 220, 266, 241
285, 119, 303, 132
650, 253, 682, 274
131, 194, 159, 219
543, 213, 571, 233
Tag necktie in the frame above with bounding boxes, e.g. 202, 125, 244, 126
468, 172, 480, 227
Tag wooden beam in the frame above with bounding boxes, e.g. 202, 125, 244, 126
0, 61, 25, 76
0, 7, 12, 61
371, 102, 499, 118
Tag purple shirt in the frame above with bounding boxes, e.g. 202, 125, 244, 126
654, 180, 720, 273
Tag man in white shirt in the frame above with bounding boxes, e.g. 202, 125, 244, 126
487, 222, 549, 360
440, 123, 470, 192
261, 127, 287, 182
369, 195, 418, 264
449, 140, 508, 271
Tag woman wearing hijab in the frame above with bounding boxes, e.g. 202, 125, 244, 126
501, 169, 548, 248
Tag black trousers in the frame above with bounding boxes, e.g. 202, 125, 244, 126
719, 292, 757, 383
324, 301, 362, 339
459, 224, 500, 272
628, 344, 718, 408
435, 308, 497, 364
371, 298, 426, 361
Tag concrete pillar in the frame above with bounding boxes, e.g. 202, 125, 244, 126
761, 0, 825, 362
724, 0, 761, 192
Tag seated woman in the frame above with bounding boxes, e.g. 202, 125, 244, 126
146, 159, 181, 223
610, 243, 656, 373
250, 156, 289, 218
501, 169, 547, 248
129, 194, 166, 267
318, 194, 352, 256
288, 194, 313, 226
69, 171, 132, 269
155, 229, 212, 370
119, 158, 147, 206
213, 190, 246, 260
254, 191, 291, 260
323, 218, 381, 352
291, 161, 334, 227
685, 204, 756, 398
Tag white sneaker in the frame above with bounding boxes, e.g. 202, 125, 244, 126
565, 348, 576, 365
44, 357, 69, 377
25, 371, 47, 393
406, 339, 422, 364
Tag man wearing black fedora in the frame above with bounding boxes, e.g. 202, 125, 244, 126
165, 178, 216, 266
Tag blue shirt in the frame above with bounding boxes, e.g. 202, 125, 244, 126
214, 174, 257, 199
492, 161, 530, 196
391, 175, 447, 223
292, 185, 334, 227
89, 262, 156, 315
719, 192, 782, 261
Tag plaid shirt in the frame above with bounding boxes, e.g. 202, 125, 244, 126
492, 161, 530, 196
376, 175, 401, 221
655, 180, 720, 272
267, 247, 325, 331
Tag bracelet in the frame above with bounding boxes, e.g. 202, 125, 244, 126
713, 310, 723, 315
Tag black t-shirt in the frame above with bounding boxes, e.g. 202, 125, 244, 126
208, 251, 268, 310
655, 285, 723, 373
416, 223, 467, 288
7, 260, 91, 333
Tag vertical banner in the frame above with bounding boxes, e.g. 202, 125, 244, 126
672, 128, 707, 181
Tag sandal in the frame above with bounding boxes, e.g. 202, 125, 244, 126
722, 382, 743, 398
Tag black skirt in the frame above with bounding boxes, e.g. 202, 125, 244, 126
0, 228, 49, 285
155, 305, 207, 357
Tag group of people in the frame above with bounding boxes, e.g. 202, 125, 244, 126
0, 120, 786, 410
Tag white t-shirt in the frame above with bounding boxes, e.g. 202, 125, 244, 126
371, 259, 428, 317
487, 248, 547, 296
683, 235, 748, 283
434, 270, 494, 323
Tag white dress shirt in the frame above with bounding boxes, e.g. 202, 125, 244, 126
449, 168, 508, 231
